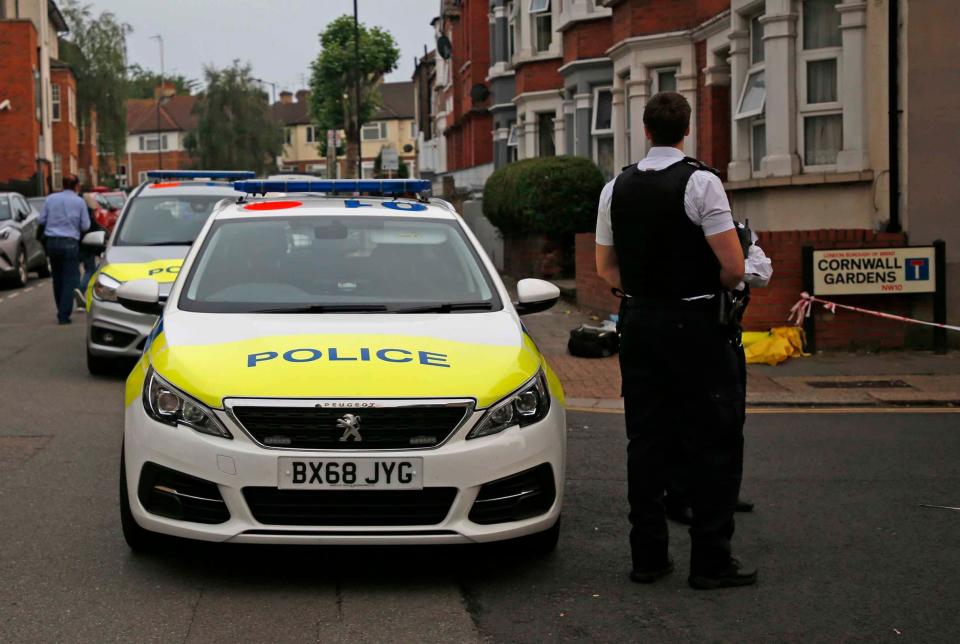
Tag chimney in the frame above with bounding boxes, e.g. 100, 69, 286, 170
296, 89, 310, 103
279, 91, 294, 105
154, 82, 177, 99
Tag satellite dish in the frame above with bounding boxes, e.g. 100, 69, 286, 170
470, 83, 490, 104
403, 143, 414, 153
437, 35, 452, 60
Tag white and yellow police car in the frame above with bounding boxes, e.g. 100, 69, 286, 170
82, 171, 252, 375
117, 179, 566, 552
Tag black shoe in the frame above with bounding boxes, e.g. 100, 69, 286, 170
665, 503, 693, 525
735, 498, 754, 513
688, 558, 757, 590
630, 557, 674, 584
58, 318, 72, 325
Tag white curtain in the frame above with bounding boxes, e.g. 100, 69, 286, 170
804, 114, 842, 166
807, 59, 837, 104
803, 0, 841, 50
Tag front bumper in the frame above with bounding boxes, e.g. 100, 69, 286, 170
87, 298, 158, 359
123, 395, 566, 545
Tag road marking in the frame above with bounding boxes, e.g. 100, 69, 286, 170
24, 286, 34, 293
8, 292, 19, 299
568, 405, 960, 415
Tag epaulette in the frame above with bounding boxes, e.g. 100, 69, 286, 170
682, 156, 721, 177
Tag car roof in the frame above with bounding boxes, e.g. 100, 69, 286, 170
134, 181, 245, 197
213, 195, 458, 221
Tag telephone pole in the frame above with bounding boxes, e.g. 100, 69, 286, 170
151, 34, 165, 170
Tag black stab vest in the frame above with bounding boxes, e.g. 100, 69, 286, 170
610, 159, 722, 299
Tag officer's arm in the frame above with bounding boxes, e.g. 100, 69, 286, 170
595, 244, 621, 290
706, 229, 746, 289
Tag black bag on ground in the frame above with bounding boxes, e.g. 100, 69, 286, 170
567, 324, 619, 358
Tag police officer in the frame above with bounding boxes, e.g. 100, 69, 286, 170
595, 92, 757, 589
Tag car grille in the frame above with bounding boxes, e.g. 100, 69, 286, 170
242, 487, 458, 526
232, 405, 471, 450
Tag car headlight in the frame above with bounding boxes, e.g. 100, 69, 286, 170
467, 370, 550, 439
93, 273, 121, 302
142, 367, 232, 439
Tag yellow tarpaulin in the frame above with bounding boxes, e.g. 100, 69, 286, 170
743, 327, 807, 366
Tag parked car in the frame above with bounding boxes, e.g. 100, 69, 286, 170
0, 192, 50, 287
86, 187, 126, 234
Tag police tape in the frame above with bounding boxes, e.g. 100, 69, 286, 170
788, 291, 960, 332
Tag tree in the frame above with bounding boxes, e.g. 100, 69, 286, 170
308, 16, 400, 178
59, 1, 131, 163
126, 64, 197, 99
184, 61, 282, 176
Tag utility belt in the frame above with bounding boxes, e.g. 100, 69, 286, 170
614, 288, 747, 328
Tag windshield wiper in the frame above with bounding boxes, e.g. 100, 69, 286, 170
253, 304, 390, 314
393, 302, 494, 313
147, 240, 194, 246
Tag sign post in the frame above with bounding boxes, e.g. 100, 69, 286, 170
934, 240, 947, 354
381, 146, 399, 178
802, 246, 816, 353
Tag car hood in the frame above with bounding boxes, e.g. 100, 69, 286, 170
126, 311, 560, 409
101, 245, 190, 284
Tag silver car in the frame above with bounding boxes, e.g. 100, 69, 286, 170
0, 192, 50, 287
83, 173, 248, 375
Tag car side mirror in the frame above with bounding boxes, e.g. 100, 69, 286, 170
514, 278, 560, 316
15, 208, 28, 222
81, 230, 107, 250
116, 279, 163, 315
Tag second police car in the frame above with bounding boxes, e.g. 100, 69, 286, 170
116, 179, 567, 551
82, 171, 252, 374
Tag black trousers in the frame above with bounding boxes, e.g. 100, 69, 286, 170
46, 237, 80, 323
619, 303, 744, 573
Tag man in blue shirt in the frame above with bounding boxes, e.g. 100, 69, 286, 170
39, 174, 90, 324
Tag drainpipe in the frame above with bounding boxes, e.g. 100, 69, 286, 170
886, 0, 901, 233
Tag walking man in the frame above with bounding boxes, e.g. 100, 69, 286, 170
595, 92, 757, 589
39, 174, 89, 325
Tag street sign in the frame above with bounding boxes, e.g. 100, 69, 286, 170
812, 246, 937, 296
381, 147, 399, 172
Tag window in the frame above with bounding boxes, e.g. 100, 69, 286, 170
51, 84, 61, 121
142, 135, 161, 151
138, 171, 149, 184
34, 69, 42, 121
284, 128, 292, 145
138, 136, 144, 151
623, 73, 632, 163
70, 155, 77, 174
507, 122, 519, 162
751, 120, 766, 172
306, 126, 315, 143
736, 70, 766, 119
652, 68, 678, 94
536, 112, 555, 157
592, 87, 612, 134
52, 154, 62, 190
68, 86, 76, 124
77, 125, 84, 143
362, 122, 387, 140
507, 122, 519, 147
410, 121, 416, 138
799, 0, 842, 167
361, 161, 376, 178
507, 1, 518, 59
531, 0, 552, 52
750, 14, 765, 65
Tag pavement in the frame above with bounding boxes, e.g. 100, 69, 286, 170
523, 301, 960, 411
3, 278, 960, 641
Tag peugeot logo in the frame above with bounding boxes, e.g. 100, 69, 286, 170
337, 413, 362, 442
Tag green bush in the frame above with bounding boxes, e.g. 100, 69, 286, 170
483, 156, 605, 237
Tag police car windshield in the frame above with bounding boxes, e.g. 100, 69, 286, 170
178, 215, 501, 313
113, 195, 225, 246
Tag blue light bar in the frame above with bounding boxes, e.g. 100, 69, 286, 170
232, 179, 432, 196
146, 170, 256, 181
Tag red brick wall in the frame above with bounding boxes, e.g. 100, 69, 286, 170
51, 68, 78, 181
515, 58, 564, 96
505, 234, 566, 280
562, 18, 613, 64
575, 230, 915, 350
695, 40, 730, 177
128, 150, 193, 184
612, 0, 729, 44
444, 0, 493, 171
0, 22, 42, 184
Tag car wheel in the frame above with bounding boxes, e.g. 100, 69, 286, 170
12, 246, 28, 287
120, 448, 162, 552
516, 515, 561, 555
35, 254, 51, 278
87, 346, 116, 376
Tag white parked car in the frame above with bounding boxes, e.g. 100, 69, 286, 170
118, 179, 566, 552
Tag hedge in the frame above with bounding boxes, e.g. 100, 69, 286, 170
483, 156, 605, 237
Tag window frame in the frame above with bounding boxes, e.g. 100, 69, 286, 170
529, 0, 550, 14
68, 85, 76, 125
751, 118, 766, 173
51, 83, 61, 122
797, 0, 843, 171
536, 112, 555, 158
361, 121, 387, 141
507, 1, 518, 60
651, 67, 679, 95
284, 127, 292, 145
532, 5, 553, 53
591, 86, 613, 135
52, 153, 62, 190
735, 69, 766, 121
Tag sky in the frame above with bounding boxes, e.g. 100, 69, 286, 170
84, 0, 439, 95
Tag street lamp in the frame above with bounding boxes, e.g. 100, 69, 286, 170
150, 34, 164, 170
253, 77, 277, 105
353, 0, 362, 180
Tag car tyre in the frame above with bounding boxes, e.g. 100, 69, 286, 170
87, 346, 116, 376
517, 515, 561, 555
120, 448, 162, 553
12, 246, 28, 287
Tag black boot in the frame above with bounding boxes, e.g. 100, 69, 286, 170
688, 558, 758, 590
735, 497, 754, 512
630, 556, 674, 583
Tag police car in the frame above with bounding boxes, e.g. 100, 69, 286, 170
81, 171, 252, 375
116, 179, 566, 551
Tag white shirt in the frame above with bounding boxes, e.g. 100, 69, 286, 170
594, 146, 734, 246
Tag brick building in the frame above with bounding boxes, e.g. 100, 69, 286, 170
0, 0, 70, 195
124, 94, 197, 186
49, 60, 77, 191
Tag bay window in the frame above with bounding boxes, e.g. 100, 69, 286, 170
536, 112, 555, 157
531, 0, 552, 53
592, 87, 614, 180
799, 0, 842, 168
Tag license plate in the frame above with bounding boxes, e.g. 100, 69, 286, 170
278, 457, 424, 490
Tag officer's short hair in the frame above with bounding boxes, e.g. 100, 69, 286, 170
61, 174, 79, 191
643, 92, 691, 146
